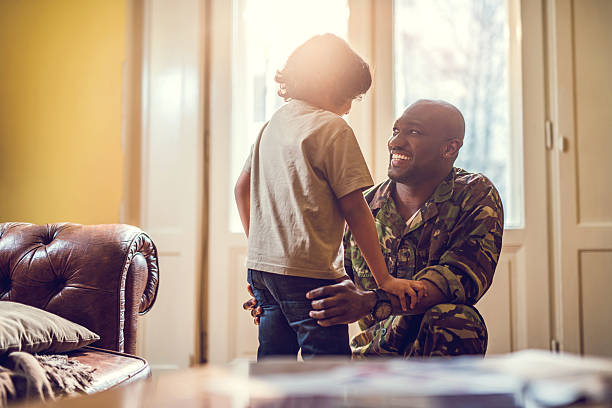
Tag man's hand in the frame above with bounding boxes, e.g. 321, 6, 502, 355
306, 279, 376, 327
242, 284, 262, 325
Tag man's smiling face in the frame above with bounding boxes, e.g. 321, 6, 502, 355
387, 101, 453, 184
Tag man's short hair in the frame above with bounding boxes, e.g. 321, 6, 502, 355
275, 33, 372, 107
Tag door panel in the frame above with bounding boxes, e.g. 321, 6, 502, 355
580, 251, 612, 358
477, 252, 514, 354
573, 0, 612, 224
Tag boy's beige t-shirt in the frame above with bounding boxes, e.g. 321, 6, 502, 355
242, 99, 374, 279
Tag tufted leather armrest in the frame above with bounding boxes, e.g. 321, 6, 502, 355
0, 223, 159, 354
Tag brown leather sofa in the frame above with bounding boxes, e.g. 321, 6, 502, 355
0, 222, 160, 393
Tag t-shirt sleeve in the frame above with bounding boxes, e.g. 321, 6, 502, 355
241, 145, 254, 174
242, 122, 268, 174
323, 128, 374, 198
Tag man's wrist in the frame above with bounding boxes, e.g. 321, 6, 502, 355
370, 289, 393, 320
362, 290, 377, 313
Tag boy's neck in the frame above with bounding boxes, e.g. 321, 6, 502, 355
298, 97, 349, 116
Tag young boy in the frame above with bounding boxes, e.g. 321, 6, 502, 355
235, 34, 426, 360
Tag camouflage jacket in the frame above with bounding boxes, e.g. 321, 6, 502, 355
345, 167, 504, 356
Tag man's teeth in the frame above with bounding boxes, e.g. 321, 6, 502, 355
392, 153, 409, 160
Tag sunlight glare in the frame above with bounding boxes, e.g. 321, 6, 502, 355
243, 0, 349, 73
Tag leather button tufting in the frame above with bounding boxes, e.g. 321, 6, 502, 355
0, 278, 10, 299
40, 234, 54, 245
40, 226, 59, 245
0, 278, 10, 291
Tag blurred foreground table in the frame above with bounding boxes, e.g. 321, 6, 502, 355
18, 350, 612, 408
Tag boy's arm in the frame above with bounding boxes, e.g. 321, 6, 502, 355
338, 190, 413, 309
234, 170, 251, 237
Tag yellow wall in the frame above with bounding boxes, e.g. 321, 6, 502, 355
0, 0, 126, 224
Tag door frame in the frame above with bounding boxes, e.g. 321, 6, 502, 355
206, 0, 552, 362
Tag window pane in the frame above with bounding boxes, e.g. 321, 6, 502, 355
394, 0, 523, 228
230, 0, 349, 233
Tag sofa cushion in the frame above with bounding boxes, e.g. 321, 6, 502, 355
0, 301, 100, 355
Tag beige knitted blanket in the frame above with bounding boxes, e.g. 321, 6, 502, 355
0, 352, 95, 407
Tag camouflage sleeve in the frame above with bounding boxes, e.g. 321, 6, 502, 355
414, 185, 504, 305
343, 227, 355, 282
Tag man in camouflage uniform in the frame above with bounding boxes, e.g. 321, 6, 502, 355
247, 99, 504, 358
340, 165, 502, 357
307, 99, 503, 358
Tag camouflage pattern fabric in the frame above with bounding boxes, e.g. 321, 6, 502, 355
344, 167, 503, 358
351, 304, 488, 358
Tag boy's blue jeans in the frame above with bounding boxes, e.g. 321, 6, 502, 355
247, 269, 351, 360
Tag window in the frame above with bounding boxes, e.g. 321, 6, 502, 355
229, 0, 350, 233
394, 0, 523, 228
228, 0, 523, 231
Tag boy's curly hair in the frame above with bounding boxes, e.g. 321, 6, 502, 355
275, 34, 372, 107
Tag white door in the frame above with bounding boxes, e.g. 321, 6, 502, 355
136, 0, 205, 370
547, 0, 612, 357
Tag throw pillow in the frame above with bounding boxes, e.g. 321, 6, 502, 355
0, 301, 100, 355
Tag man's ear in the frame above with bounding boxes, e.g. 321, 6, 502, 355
441, 139, 462, 159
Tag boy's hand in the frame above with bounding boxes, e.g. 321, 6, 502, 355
379, 277, 428, 311
243, 284, 263, 325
